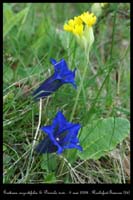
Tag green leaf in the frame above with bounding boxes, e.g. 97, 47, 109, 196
3, 145, 7, 151
78, 117, 130, 160
47, 154, 58, 172
3, 7, 30, 38
40, 154, 57, 172
66, 149, 77, 164
40, 155, 49, 172
44, 173, 57, 183
3, 3, 14, 23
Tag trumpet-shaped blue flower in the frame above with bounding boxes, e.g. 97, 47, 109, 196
35, 111, 83, 154
32, 58, 77, 100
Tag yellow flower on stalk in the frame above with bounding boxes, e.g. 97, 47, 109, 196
74, 16, 82, 25
64, 16, 83, 36
80, 12, 96, 27
64, 12, 96, 36
63, 11, 97, 55
72, 24, 83, 36
64, 19, 75, 32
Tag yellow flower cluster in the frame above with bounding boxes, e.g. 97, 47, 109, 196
64, 12, 96, 36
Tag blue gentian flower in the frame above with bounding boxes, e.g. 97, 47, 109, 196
35, 111, 83, 154
32, 58, 77, 100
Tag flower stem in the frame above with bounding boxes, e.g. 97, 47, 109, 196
70, 55, 89, 121
59, 54, 90, 177
32, 98, 42, 149
24, 98, 42, 182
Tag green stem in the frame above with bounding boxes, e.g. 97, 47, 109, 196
58, 154, 65, 176
106, 5, 118, 107
59, 53, 90, 178
110, 4, 118, 61
70, 56, 89, 121
24, 98, 42, 182
87, 65, 114, 121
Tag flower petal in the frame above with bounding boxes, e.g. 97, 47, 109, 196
41, 125, 63, 152
63, 124, 81, 144
32, 74, 63, 100
40, 125, 54, 135
35, 137, 57, 153
60, 68, 77, 88
52, 111, 68, 132
52, 59, 77, 88
53, 59, 69, 74
32, 58, 77, 100
50, 58, 57, 65
56, 147, 64, 154
35, 111, 82, 155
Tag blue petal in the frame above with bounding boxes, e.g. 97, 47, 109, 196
36, 111, 82, 155
50, 58, 57, 65
60, 68, 77, 88
40, 125, 54, 135
63, 124, 81, 144
54, 59, 69, 74
52, 111, 68, 133
32, 74, 63, 100
32, 58, 77, 101
52, 59, 77, 88
35, 137, 57, 153
56, 147, 64, 154
41, 125, 63, 152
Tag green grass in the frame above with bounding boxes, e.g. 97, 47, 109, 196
3, 3, 130, 184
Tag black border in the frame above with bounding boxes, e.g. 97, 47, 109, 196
2, 1, 132, 197
1, 184, 132, 196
